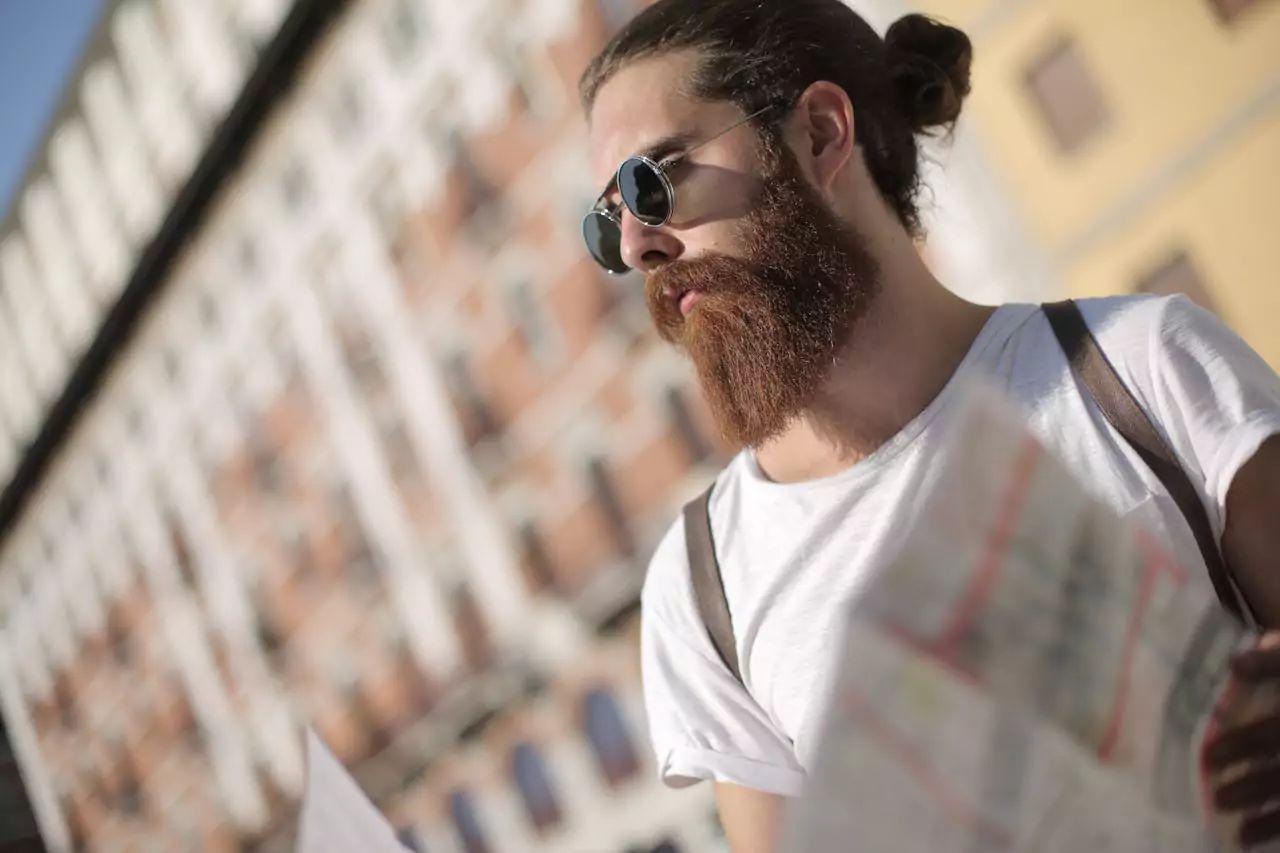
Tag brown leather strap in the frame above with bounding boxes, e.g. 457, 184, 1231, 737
1043, 300, 1257, 628
683, 485, 744, 686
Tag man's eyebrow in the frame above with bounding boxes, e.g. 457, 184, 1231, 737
636, 129, 699, 163
593, 130, 700, 203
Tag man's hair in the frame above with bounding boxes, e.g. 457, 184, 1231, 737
579, 0, 973, 237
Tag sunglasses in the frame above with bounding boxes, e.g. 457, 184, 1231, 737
582, 105, 775, 275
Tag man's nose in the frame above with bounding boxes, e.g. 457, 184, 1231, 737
619, 210, 683, 273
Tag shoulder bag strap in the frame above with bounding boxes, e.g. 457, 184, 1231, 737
683, 484, 744, 686
1042, 299, 1257, 628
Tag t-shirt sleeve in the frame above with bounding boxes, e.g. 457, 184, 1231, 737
639, 516, 806, 797
1144, 295, 1280, 536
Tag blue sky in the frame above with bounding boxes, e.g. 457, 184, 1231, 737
0, 0, 105, 213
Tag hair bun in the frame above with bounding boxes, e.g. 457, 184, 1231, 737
884, 14, 973, 133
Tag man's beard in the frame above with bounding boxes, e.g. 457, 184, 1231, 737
646, 147, 880, 449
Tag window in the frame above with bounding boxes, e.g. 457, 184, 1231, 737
280, 157, 314, 213
665, 386, 712, 464
65, 797, 88, 849
248, 429, 285, 495
180, 700, 203, 751
390, 637, 435, 716
114, 757, 145, 815
53, 672, 77, 729
381, 0, 426, 66
497, 40, 546, 118
236, 232, 261, 278
349, 557, 385, 598
1209, 0, 1269, 22
81, 64, 163, 238
161, 686, 200, 742
369, 162, 407, 244
511, 742, 562, 832
126, 405, 147, 441
162, 346, 182, 385
254, 607, 286, 659
198, 291, 220, 331
346, 682, 393, 754
269, 319, 303, 394
448, 790, 489, 853
505, 279, 558, 364
336, 319, 387, 394
396, 827, 427, 852
452, 583, 491, 671
329, 72, 366, 142
168, 514, 199, 591
95, 454, 112, 487
438, 129, 499, 225
445, 353, 499, 445
331, 485, 381, 590
1134, 249, 1219, 315
518, 522, 557, 591
582, 689, 639, 786
49, 122, 127, 295
106, 604, 133, 666
381, 417, 425, 488
1025, 37, 1110, 153
587, 457, 634, 558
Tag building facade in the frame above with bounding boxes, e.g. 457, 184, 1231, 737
917, 0, 1280, 366
0, 0, 1039, 851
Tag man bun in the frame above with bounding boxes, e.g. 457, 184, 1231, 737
884, 14, 973, 134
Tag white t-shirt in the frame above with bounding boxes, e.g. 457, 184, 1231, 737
640, 294, 1280, 797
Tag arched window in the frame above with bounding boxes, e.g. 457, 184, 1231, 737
395, 825, 426, 852
448, 790, 488, 853
511, 742, 562, 831
587, 457, 634, 558
664, 385, 712, 464
582, 689, 639, 786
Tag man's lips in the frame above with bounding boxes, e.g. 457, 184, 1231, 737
675, 289, 705, 316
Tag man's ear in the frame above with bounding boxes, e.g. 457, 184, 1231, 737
788, 81, 856, 193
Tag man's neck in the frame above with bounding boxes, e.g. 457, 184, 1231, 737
754, 258, 996, 484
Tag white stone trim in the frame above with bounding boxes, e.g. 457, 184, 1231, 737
0, 645, 69, 852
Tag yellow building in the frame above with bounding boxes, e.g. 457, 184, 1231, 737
914, 0, 1280, 367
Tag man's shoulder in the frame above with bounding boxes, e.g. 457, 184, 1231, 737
1070, 293, 1213, 384
1072, 293, 1180, 345
641, 461, 745, 628
1012, 293, 1184, 381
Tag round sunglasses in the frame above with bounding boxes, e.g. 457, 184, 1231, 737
582, 105, 775, 275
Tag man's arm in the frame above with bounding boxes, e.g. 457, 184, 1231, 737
715, 783, 787, 853
1206, 434, 1280, 848
1222, 434, 1280, 627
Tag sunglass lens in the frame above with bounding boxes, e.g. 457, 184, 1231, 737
617, 158, 671, 226
583, 211, 629, 275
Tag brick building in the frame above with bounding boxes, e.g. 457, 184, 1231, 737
0, 0, 1034, 851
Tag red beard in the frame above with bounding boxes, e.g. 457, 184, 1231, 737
646, 147, 880, 449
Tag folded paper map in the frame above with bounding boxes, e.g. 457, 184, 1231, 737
784, 383, 1250, 853
295, 728, 407, 853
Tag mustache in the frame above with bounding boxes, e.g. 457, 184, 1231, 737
648, 255, 748, 296
646, 254, 767, 303
645, 255, 756, 343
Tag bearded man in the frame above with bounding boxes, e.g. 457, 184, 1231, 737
577, 2, 1280, 850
